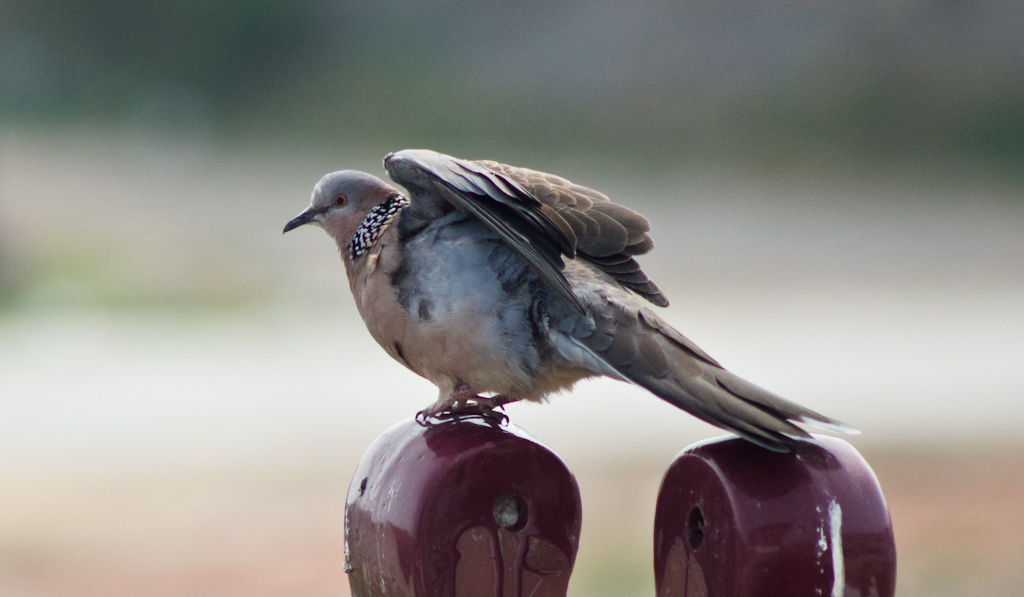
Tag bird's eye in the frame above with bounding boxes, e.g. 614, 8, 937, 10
333, 194, 348, 207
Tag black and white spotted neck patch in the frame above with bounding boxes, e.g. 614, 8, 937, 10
349, 195, 410, 258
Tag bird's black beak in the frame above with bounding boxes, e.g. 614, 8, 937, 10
283, 208, 318, 233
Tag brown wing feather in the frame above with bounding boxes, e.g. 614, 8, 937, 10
476, 160, 669, 307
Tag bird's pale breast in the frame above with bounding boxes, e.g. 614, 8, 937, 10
351, 219, 591, 406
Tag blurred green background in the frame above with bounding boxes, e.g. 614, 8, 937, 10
1, 2, 1023, 596
3, 0, 1023, 170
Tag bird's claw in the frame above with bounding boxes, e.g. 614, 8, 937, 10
416, 399, 509, 427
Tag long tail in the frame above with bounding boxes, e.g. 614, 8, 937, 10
644, 356, 856, 452
565, 302, 856, 452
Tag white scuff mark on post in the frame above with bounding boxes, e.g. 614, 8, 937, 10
829, 499, 845, 597
386, 478, 401, 515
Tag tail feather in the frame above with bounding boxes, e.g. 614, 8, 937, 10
642, 366, 815, 452
566, 299, 857, 452
715, 368, 859, 435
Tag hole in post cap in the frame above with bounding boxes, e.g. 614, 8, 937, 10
493, 492, 527, 531
687, 506, 705, 550
358, 477, 368, 496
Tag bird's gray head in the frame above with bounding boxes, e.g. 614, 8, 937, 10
283, 170, 405, 260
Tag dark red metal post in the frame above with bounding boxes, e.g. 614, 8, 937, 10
344, 415, 582, 597
653, 435, 896, 597
346, 416, 895, 597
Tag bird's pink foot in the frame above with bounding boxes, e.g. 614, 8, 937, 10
416, 384, 518, 425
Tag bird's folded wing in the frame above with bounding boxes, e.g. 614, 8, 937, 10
478, 159, 667, 307
385, 149, 586, 314
385, 149, 668, 311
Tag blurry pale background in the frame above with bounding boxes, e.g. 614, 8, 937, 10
1, 2, 1022, 596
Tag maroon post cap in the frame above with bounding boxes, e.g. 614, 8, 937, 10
344, 415, 582, 597
653, 435, 896, 597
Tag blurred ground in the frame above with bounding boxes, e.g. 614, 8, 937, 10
1, 131, 1022, 596
2, 444, 1023, 597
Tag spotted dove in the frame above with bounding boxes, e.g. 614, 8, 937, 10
284, 149, 853, 451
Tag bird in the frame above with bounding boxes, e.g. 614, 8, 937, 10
284, 149, 854, 451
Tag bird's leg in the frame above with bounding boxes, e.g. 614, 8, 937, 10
416, 384, 477, 419
481, 394, 519, 408
449, 386, 520, 413
454, 390, 517, 425
449, 383, 482, 409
